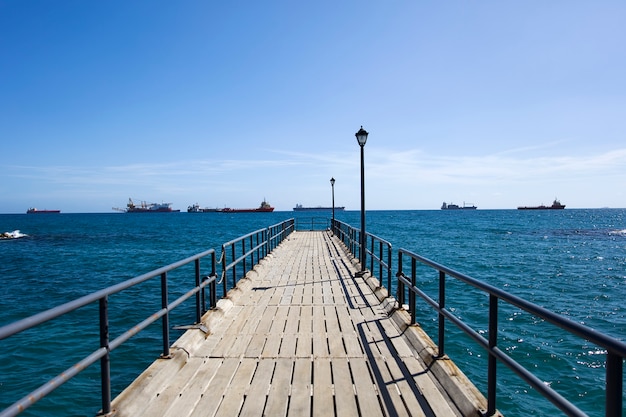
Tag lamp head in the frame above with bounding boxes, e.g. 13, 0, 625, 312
355, 126, 368, 147
330, 177, 335, 186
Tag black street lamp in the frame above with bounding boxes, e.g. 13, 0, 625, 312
355, 126, 368, 274
330, 177, 336, 230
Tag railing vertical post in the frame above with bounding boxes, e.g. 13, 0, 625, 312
231, 244, 236, 289
99, 296, 112, 415
195, 259, 201, 323
242, 239, 247, 277
160, 272, 170, 357
409, 257, 416, 325
397, 251, 405, 307
369, 236, 374, 272
487, 294, 498, 416
605, 351, 622, 417
378, 240, 382, 283
250, 235, 254, 267
349, 228, 353, 255
438, 271, 445, 357
250, 232, 256, 269
222, 245, 228, 298
387, 244, 392, 296
210, 252, 217, 309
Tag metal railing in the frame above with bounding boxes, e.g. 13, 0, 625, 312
0, 218, 294, 417
220, 218, 295, 294
295, 216, 330, 231
268, 218, 295, 251
331, 219, 392, 289
332, 220, 625, 417
3, 217, 623, 417
220, 228, 267, 294
396, 248, 626, 417
0, 249, 217, 417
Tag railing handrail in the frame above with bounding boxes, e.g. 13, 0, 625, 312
397, 248, 626, 357
220, 219, 294, 289
332, 219, 393, 289
332, 220, 624, 417
396, 246, 626, 417
0, 247, 216, 341
0, 247, 217, 417
295, 216, 330, 231
0, 219, 295, 417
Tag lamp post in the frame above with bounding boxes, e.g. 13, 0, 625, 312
355, 126, 368, 274
330, 177, 336, 231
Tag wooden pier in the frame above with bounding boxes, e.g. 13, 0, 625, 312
111, 231, 493, 416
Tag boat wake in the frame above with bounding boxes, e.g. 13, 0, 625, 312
1, 230, 28, 240
608, 229, 626, 237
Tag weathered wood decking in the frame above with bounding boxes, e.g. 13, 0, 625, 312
111, 231, 491, 417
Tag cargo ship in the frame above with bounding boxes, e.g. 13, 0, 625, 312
113, 198, 180, 213
517, 199, 566, 210
26, 208, 61, 214
221, 200, 274, 213
441, 202, 477, 210
293, 204, 345, 212
187, 204, 222, 213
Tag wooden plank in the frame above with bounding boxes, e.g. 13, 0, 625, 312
322, 280, 334, 304
331, 358, 359, 416
325, 306, 341, 334
296, 333, 313, 357
374, 353, 429, 417
279, 333, 297, 358
254, 305, 277, 335
325, 306, 346, 357
363, 354, 416, 417
229, 333, 254, 357
188, 358, 241, 417
299, 305, 313, 333
336, 306, 363, 357
223, 305, 252, 335
136, 356, 206, 417
239, 359, 274, 417
350, 358, 385, 417
269, 284, 285, 305
261, 333, 282, 358
210, 332, 238, 358
213, 358, 258, 417
312, 358, 334, 416
280, 284, 294, 305
269, 305, 289, 333
312, 305, 326, 334
245, 333, 267, 358
288, 359, 312, 416
158, 358, 223, 417
284, 305, 300, 333
312, 278, 324, 304
402, 355, 461, 416
313, 331, 330, 358
264, 358, 292, 416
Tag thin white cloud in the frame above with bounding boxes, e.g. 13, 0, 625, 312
5, 147, 626, 188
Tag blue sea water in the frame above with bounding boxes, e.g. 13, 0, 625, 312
0, 209, 624, 416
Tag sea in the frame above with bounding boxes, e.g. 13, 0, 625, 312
1, 209, 624, 416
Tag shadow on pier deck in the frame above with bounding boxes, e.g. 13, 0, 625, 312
111, 231, 493, 417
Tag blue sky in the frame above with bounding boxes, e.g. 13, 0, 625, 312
1, 1, 625, 213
